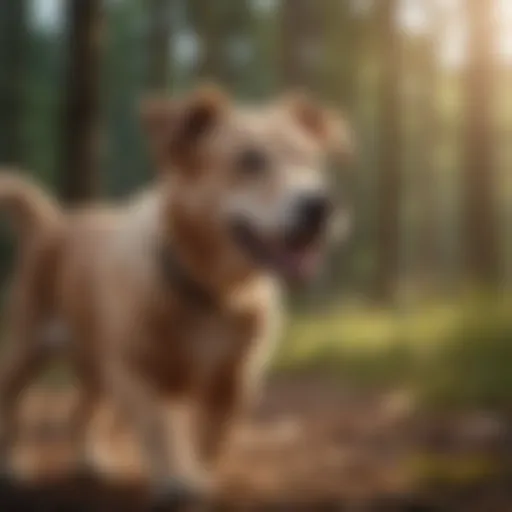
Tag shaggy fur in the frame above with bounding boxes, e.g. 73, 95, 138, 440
0, 86, 352, 503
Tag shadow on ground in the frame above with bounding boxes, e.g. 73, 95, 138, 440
0, 476, 435, 512
3, 376, 511, 511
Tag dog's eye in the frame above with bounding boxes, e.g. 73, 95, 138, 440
236, 149, 268, 176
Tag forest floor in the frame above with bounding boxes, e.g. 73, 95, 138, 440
2, 375, 512, 511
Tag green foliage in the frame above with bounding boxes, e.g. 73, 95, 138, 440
417, 298, 512, 408
274, 295, 512, 408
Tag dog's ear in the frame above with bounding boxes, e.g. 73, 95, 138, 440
282, 91, 355, 165
140, 85, 228, 172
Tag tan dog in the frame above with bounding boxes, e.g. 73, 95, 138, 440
0, 86, 352, 506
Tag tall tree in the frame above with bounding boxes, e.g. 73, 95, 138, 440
0, 0, 26, 165
188, 0, 251, 90
463, 0, 499, 285
374, 0, 402, 300
280, 0, 324, 91
146, 0, 173, 92
408, 1, 442, 290
322, 0, 359, 293
222, 0, 254, 94
188, 0, 223, 81
103, 0, 150, 196
58, 0, 104, 204
323, 0, 356, 108
246, 0, 280, 98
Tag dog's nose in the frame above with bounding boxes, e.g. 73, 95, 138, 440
296, 193, 331, 231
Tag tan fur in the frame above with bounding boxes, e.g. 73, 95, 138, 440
0, 86, 351, 499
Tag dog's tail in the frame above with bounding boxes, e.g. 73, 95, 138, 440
0, 170, 61, 240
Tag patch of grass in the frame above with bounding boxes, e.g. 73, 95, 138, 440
407, 452, 505, 486
416, 298, 512, 408
273, 295, 512, 407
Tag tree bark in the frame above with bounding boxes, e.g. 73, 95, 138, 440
0, 0, 26, 165
188, 0, 225, 83
280, 0, 324, 91
188, 0, 251, 89
412, 2, 442, 290
146, 0, 173, 93
374, 0, 402, 301
463, 0, 499, 286
59, 0, 104, 204
322, 0, 358, 295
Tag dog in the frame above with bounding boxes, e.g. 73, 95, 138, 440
0, 86, 352, 507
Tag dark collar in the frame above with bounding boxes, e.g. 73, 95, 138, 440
159, 242, 216, 310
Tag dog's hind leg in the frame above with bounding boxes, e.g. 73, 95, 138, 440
67, 356, 101, 475
0, 323, 50, 476
0, 262, 54, 477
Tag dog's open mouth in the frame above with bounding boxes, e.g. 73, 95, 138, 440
231, 220, 325, 282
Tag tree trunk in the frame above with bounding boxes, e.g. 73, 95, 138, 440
280, 0, 324, 91
374, 0, 402, 301
463, 0, 499, 286
412, 3, 442, 291
323, 0, 356, 107
322, 0, 358, 295
0, 0, 26, 166
188, 0, 251, 90
146, 0, 173, 92
59, 0, 104, 204
188, 0, 226, 83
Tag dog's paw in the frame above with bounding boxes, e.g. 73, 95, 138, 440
73, 461, 99, 486
149, 479, 202, 511
0, 469, 18, 501
149, 472, 218, 512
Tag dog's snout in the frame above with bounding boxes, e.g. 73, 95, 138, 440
285, 192, 331, 247
297, 193, 330, 230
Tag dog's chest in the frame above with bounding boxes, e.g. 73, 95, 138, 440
143, 304, 265, 392
187, 312, 243, 367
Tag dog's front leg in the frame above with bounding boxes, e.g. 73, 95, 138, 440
198, 291, 283, 471
197, 366, 248, 471
107, 364, 209, 507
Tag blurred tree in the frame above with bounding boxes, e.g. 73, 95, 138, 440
188, 0, 223, 81
24, 25, 66, 186
463, 0, 499, 286
147, 0, 173, 92
324, 0, 356, 108
344, 4, 382, 294
416, 1, 441, 288
103, 0, 148, 197
0, 0, 26, 165
58, 0, 104, 204
374, 0, 403, 300
223, 0, 256, 94
322, 0, 359, 294
404, 0, 442, 291
280, 0, 324, 90
188, 0, 251, 90
245, 0, 280, 98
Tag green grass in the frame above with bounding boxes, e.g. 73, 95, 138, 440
273, 294, 512, 408
18, 293, 512, 409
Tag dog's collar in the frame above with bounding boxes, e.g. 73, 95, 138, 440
159, 242, 216, 310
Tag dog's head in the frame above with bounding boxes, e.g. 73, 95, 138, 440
142, 86, 353, 283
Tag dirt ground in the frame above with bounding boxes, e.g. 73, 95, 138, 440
2, 376, 511, 511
